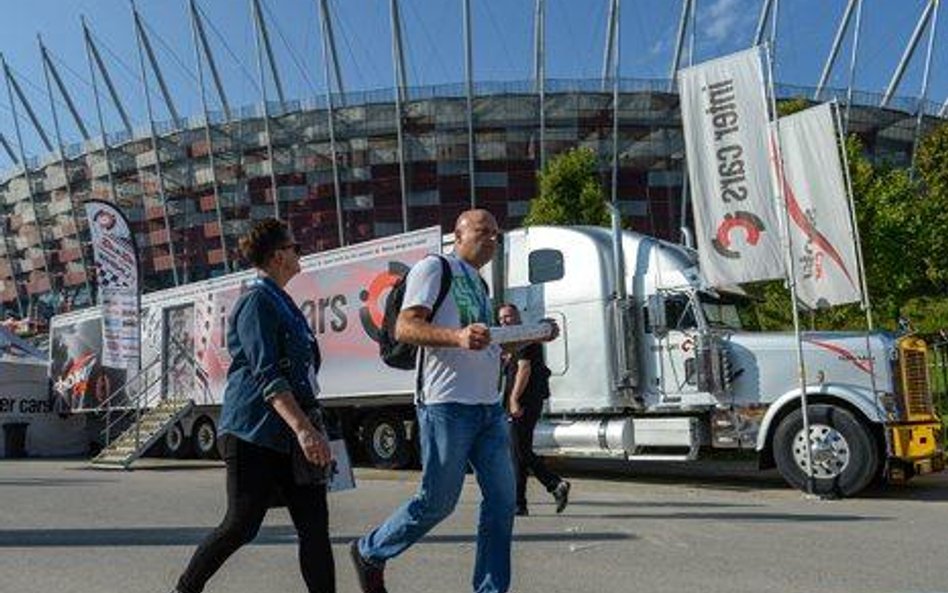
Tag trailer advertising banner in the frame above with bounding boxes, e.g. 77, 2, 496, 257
84, 200, 140, 370
678, 47, 786, 287
293, 228, 442, 398
190, 228, 442, 403
0, 358, 89, 457
49, 314, 128, 411
195, 289, 241, 404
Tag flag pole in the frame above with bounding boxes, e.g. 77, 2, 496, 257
763, 42, 816, 495
833, 99, 879, 398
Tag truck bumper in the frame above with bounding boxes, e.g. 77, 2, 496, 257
886, 422, 945, 480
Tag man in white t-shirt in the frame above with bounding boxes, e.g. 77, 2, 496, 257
350, 209, 557, 593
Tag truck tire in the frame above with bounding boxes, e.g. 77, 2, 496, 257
364, 412, 412, 469
192, 417, 220, 460
164, 422, 192, 459
773, 404, 880, 497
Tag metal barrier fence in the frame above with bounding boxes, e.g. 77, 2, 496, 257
930, 333, 948, 420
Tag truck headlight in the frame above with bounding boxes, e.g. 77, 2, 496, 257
877, 393, 899, 420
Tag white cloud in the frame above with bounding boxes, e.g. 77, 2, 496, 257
650, 38, 669, 57
704, 0, 744, 43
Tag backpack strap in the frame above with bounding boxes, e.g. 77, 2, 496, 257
416, 255, 454, 402
429, 256, 453, 320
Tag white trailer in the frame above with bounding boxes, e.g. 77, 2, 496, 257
50, 228, 441, 461
51, 222, 943, 495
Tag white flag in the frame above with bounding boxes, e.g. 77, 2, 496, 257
85, 200, 140, 369
679, 47, 785, 286
777, 103, 862, 309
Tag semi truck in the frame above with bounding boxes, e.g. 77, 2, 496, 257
49, 220, 943, 496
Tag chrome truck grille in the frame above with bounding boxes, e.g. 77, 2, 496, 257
898, 337, 934, 418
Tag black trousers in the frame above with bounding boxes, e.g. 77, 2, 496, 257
176, 435, 335, 593
510, 400, 561, 508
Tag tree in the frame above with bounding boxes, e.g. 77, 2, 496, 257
524, 147, 610, 227
777, 97, 811, 117
914, 121, 948, 294
742, 133, 948, 332
916, 120, 948, 199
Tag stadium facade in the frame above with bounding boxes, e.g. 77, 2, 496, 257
0, 1, 945, 318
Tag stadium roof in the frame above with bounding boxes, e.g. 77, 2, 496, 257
0, 0, 943, 167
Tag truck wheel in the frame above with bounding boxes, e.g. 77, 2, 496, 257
773, 404, 880, 497
364, 412, 412, 469
192, 417, 220, 460
164, 422, 192, 459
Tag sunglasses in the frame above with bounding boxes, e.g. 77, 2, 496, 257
279, 242, 302, 256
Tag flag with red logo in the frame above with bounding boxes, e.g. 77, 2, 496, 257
776, 103, 862, 309
678, 47, 785, 286
85, 200, 140, 369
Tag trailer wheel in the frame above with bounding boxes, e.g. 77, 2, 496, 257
164, 422, 192, 459
192, 417, 220, 460
364, 412, 412, 469
773, 404, 880, 497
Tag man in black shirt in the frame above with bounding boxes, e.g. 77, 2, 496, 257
498, 304, 570, 517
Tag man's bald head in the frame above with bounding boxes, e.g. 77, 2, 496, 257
453, 209, 499, 269
455, 209, 497, 233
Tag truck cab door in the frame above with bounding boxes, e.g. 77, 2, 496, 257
645, 293, 708, 405
500, 231, 567, 375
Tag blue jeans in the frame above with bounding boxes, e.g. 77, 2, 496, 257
359, 402, 516, 593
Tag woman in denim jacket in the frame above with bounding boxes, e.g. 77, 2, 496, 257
173, 218, 335, 593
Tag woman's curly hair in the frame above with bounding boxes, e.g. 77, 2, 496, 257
238, 218, 290, 268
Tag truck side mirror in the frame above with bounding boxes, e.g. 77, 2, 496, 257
647, 294, 667, 335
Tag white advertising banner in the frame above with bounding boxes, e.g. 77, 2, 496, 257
777, 103, 862, 309
84, 200, 140, 369
678, 47, 785, 286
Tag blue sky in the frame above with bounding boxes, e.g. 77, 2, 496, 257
0, 0, 944, 161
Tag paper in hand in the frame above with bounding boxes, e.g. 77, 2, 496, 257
489, 321, 553, 344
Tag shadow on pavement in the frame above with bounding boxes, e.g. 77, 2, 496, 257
80, 462, 225, 472
561, 511, 890, 523
555, 500, 761, 509
0, 526, 634, 548
858, 474, 948, 502
548, 457, 788, 492
548, 457, 948, 501
0, 477, 119, 487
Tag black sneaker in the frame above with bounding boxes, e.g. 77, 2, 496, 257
515, 505, 529, 516
349, 540, 387, 593
552, 480, 571, 514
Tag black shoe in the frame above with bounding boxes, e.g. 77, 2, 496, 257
552, 480, 571, 514
350, 540, 387, 593
515, 505, 529, 516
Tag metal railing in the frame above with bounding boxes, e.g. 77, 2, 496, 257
96, 339, 195, 454
930, 332, 948, 421
97, 356, 166, 453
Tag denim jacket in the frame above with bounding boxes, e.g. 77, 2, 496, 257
218, 277, 321, 454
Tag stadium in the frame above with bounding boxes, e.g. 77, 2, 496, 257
0, 0, 945, 318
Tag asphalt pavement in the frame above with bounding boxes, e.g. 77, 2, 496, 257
1, 457, 947, 593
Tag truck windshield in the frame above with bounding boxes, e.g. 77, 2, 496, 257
664, 293, 743, 331
698, 293, 743, 330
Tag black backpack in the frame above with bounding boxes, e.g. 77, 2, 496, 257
379, 255, 453, 370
